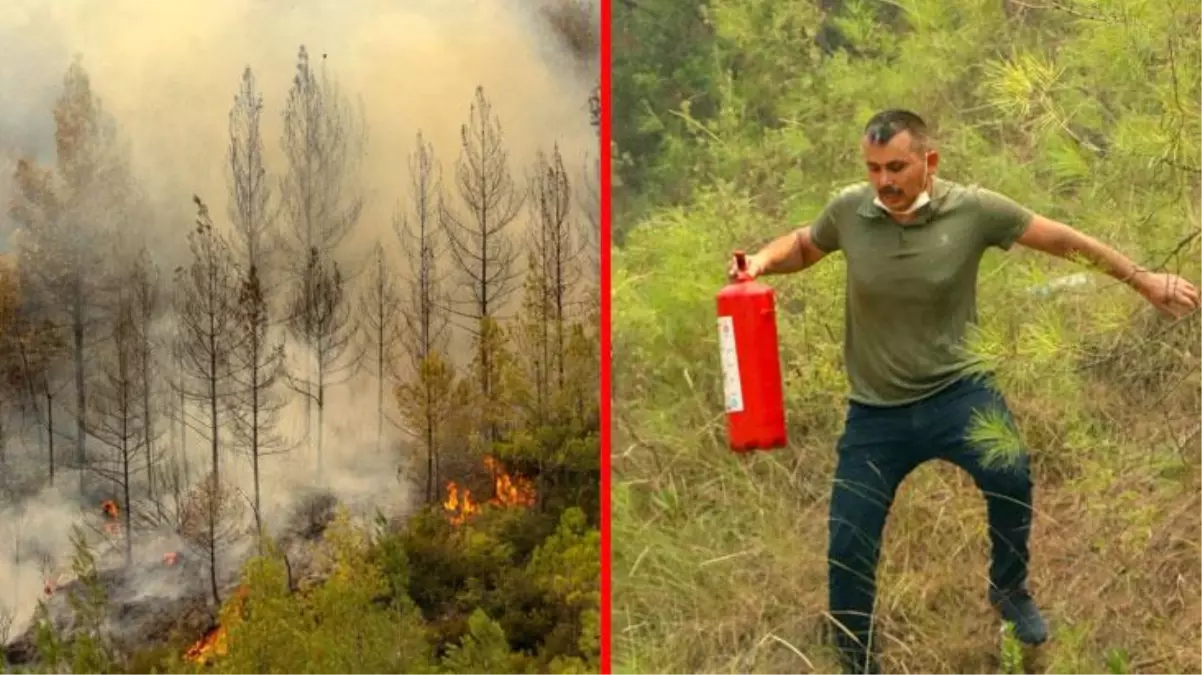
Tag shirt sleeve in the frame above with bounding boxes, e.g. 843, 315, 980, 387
976, 187, 1035, 250
808, 197, 842, 253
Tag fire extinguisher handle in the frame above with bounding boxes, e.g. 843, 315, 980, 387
731, 250, 755, 282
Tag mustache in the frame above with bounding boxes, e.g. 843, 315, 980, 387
880, 186, 903, 196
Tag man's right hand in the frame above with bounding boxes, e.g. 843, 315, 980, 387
727, 253, 765, 282
728, 227, 828, 282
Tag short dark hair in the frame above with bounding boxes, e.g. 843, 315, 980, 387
863, 110, 932, 152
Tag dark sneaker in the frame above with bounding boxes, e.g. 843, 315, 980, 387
990, 587, 1049, 645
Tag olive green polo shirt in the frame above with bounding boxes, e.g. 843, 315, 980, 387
808, 177, 1034, 407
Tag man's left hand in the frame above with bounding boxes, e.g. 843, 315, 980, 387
1134, 272, 1200, 319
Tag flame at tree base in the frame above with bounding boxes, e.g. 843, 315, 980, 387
184, 625, 228, 665
184, 585, 248, 665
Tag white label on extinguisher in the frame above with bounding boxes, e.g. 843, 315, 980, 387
717, 315, 744, 413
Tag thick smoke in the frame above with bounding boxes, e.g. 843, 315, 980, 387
0, 0, 597, 646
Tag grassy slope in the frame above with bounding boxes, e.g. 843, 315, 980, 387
613, 193, 1199, 674
610, 0, 1201, 666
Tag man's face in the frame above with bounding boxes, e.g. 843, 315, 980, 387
861, 130, 937, 211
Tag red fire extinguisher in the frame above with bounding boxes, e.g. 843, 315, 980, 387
716, 251, 787, 452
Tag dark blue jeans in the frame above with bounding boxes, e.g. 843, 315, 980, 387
827, 375, 1034, 673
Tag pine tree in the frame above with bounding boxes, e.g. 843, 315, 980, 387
174, 196, 241, 605
9, 58, 133, 496
441, 86, 524, 440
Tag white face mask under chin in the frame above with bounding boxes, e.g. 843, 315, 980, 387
874, 162, 931, 215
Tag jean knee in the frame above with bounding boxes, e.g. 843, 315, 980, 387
828, 517, 865, 570
976, 461, 1034, 507
829, 494, 889, 573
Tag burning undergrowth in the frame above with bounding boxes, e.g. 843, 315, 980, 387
0, 440, 537, 671
442, 455, 538, 526
2, 489, 345, 669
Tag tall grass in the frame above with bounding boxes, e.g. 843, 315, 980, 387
612, 188, 1200, 673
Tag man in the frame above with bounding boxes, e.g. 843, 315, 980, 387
728, 109, 1199, 673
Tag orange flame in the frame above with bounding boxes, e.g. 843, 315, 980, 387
184, 625, 228, 664
443, 482, 479, 526
163, 552, 179, 566
442, 457, 536, 525
485, 456, 537, 508
100, 500, 121, 535
183, 585, 248, 664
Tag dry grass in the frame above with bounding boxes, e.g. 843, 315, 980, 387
613, 307, 1201, 674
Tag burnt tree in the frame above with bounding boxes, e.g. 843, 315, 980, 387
441, 86, 524, 445
356, 241, 403, 456
228, 263, 287, 547
227, 66, 278, 286
278, 46, 365, 457
174, 197, 240, 605
395, 132, 454, 502
286, 247, 357, 479
88, 277, 160, 568
8, 59, 131, 496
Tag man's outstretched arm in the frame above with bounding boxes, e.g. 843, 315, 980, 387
728, 226, 829, 281
1016, 214, 1200, 319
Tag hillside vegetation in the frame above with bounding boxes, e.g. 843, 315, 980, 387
612, 0, 1200, 673
6, 501, 598, 674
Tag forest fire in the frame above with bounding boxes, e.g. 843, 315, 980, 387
443, 483, 479, 526
163, 551, 179, 566
485, 456, 537, 508
184, 625, 228, 665
443, 457, 537, 525
184, 585, 247, 665
101, 500, 120, 535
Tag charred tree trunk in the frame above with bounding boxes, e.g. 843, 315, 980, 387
73, 302, 86, 496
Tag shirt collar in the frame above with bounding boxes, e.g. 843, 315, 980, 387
857, 176, 951, 221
